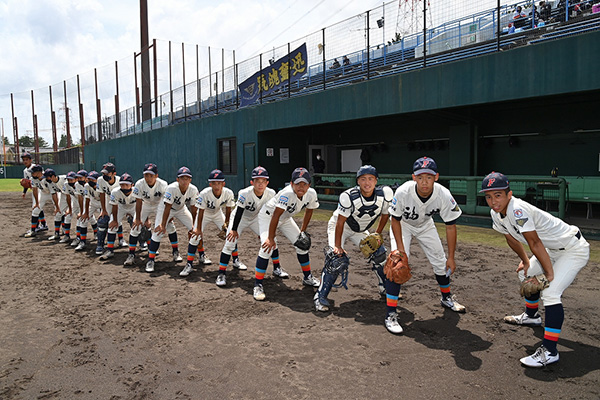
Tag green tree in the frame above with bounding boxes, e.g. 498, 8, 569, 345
19, 135, 34, 147
2, 136, 9, 145
59, 134, 67, 148
37, 137, 49, 148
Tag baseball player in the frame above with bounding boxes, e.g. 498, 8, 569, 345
25, 165, 59, 238
124, 163, 169, 266
70, 170, 88, 247
314, 165, 393, 312
180, 169, 235, 277
145, 167, 199, 273
21, 152, 47, 234
481, 172, 589, 367
97, 163, 122, 255
100, 173, 137, 260
59, 171, 78, 243
252, 167, 320, 301
42, 169, 71, 241
386, 156, 464, 334
76, 171, 103, 251
214, 166, 283, 286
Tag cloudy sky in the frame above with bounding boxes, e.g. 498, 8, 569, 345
0, 0, 503, 144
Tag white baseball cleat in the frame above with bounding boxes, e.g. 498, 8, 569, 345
302, 274, 320, 287
48, 234, 60, 241
179, 263, 193, 277
313, 292, 329, 312
232, 259, 247, 270
123, 254, 135, 266
273, 267, 290, 278
385, 312, 404, 334
71, 237, 81, 247
100, 250, 114, 260
75, 242, 86, 251
145, 260, 155, 273
59, 235, 71, 243
520, 345, 559, 367
216, 273, 227, 286
199, 254, 212, 265
24, 230, 36, 238
172, 250, 183, 262
441, 295, 466, 313
253, 284, 266, 301
504, 312, 542, 326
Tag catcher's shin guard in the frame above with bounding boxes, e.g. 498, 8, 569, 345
372, 262, 386, 287
96, 228, 107, 247
316, 269, 339, 305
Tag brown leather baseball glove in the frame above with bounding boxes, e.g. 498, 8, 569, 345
384, 250, 411, 284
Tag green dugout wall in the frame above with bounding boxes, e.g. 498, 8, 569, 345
84, 31, 600, 191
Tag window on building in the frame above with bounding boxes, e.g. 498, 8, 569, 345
218, 138, 237, 174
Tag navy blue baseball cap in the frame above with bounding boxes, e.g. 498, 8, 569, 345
251, 166, 269, 180
291, 167, 311, 184
208, 169, 225, 182
357, 165, 378, 179
76, 169, 88, 178
66, 171, 77, 180
21, 151, 32, 159
177, 166, 192, 178
30, 165, 43, 173
88, 171, 101, 180
480, 172, 510, 192
119, 173, 134, 185
143, 163, 158, 175
101, 162, 116, 174
43, 168, 56, 178
413, 157, 438, 176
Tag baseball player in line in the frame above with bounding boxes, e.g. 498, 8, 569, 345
100, 173, 137, 260
481, 172, 589, 367
386, 157, 465, 334
25, 165, 59, 238
97, 163, 123, 255
252, 167, 320, 301
59, 171, 79, 243
77, 171, 103, 251
145, 167, 199, 273
70, 170, 89, 247
21, 152, 48, 235
181, 169, 236, 277
314, 165, 393, 312
125, 163, 169, 266
42, 169, 71, 241
215, 166, 282, 286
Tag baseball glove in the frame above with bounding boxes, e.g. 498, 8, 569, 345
138, 226, 152, 243
20, 178, 32, 189
383, 250, 411, 284
293, 231, 311, 251
520, 274, 550, 297
359, 233, 384, 258
217, 224, 227, 240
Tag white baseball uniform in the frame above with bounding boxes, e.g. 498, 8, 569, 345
389, 181, 462, 275
98, 176, 121, 214
23, 165, 39, 208
257, 185, 319, 258
491, 196, 589, 305
195, 186, 235, 230
108, 186, 137, 234
47, 175, 70, 221
80, 182, 102, 228
151, 182, 199, 242
64, 181, 81, 224
131, 177, 170, 236
31, 175, 57, 219
328, 185, 393, 248
222, 186, 276, 255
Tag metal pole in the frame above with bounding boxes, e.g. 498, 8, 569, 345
221, 48, 225, 99
115, 60, 120, 135
423, 2, 427, 68
287, 43, 291, 98
208, 46, 212, 100
234, 50, 239, 108
169, 41, 173, 118
140, 0, 151, 122
64, 81, 71, 147
215, 72, 219, 114
259, 53, 263, 104
322, 28, 326, 90
134, 52, 140, 124
31, 90, 40, 163
182, 43, 187, 119
11, 94, 19, 161
382, 2, 386, 64
367, 11, 370, 80
153, 39, 158, 118
1, 118, 5, 172
196, 44, 201, 116
496, 0, 501, 51
49, 85, 58, 151
77, 74, 85, 151
94, 68, 102, 142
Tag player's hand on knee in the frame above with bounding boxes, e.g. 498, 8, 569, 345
132, 219, 142, 229
516, 260, 529, 275
54, 207, 60, 214
262, 237, 276, 253
109, 220, 118, 229
227, 230, 239, 241
155, 224, 166, 235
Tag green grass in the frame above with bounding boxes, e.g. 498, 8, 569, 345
300, 209, 600, 263
0, 179, 22, 192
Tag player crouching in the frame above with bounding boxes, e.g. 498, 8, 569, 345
314, 165, 393, 312
100, 173, 137, 260
252, 167, 320, 301
481, 172, 589, 367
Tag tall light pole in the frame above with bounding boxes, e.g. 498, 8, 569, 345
140, 0, 151, 122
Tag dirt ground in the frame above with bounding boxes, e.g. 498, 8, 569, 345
1, 191, 599, 400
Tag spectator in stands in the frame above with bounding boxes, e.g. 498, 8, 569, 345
530, 4, 541, 21
513, 5, 526, 19
313, 154, 325, 174
343, 56, 350, 66
330, 58, 341, 69
540, 1, 552, 21
508, 22, 516, 34
513, 5, 529, 28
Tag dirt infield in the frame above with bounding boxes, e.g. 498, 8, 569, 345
1, 191, 599, 399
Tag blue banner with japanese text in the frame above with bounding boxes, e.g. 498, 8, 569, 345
238, 43, 307, 107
